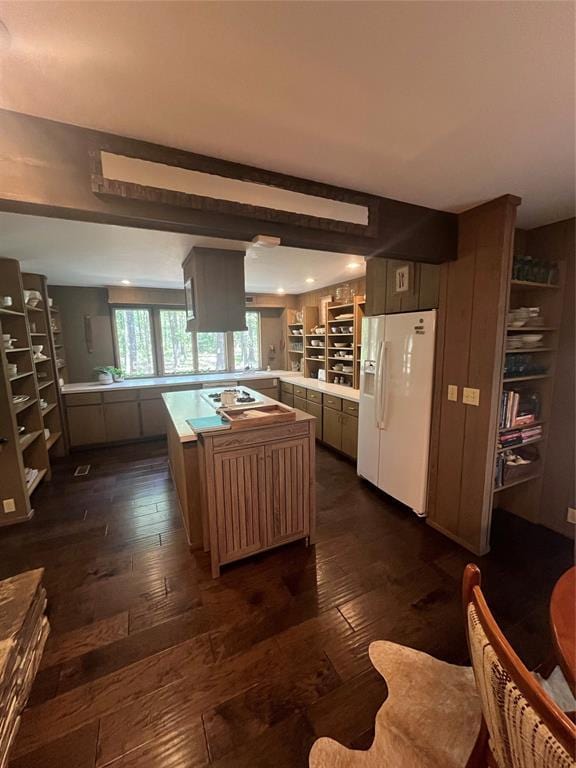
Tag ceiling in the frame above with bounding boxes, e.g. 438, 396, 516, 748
0, 2, 574, 229
0, 212, 365, 293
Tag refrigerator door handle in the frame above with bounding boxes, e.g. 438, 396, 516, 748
375, 340, 385, 428
380, 342, 391, 430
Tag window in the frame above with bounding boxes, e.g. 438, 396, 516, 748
112, 307, 262, 378
113, 308, 155, 377
159, 309, 194, 374
197, 332, 227, 372
233, 311, 261, 371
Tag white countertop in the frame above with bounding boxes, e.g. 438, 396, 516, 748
61, 370, 294, 394
163, 386, 289, 443
61, 370, 360, 403
282, 375, 360, 402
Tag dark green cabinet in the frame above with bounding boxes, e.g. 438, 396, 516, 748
322, 406, 358, 458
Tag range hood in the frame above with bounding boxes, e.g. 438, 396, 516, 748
183, 246, 247, 332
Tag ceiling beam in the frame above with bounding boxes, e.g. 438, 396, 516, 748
0, 109, 457, 264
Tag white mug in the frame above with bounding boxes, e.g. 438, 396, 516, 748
1, 296, 12, 307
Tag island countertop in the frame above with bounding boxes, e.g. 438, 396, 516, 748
162, 386, 313, 443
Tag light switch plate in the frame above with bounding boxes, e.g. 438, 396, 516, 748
567, 507, 576, 525
447, 385, 458, 402
462, 387, 480, 406
3, 498, 16, 514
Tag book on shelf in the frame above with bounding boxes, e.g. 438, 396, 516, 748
499, 389, 539, 430
497, 424, 543, 449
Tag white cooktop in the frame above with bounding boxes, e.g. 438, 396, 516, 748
200, 386, 265, 410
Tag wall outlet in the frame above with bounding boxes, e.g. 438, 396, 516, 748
447, 384, 458, 402
567, 507, 576, 525
3, 498, 16, 514
462, 387, 480, 406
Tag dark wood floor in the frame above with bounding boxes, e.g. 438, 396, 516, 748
2, 441, 572, 768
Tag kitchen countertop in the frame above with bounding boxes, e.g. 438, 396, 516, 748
163, 386, 310, 443
61, 370, 294, 394
281, 375, 360, 402
60, 370, 360, 402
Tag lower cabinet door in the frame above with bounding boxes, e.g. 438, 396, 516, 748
265, 438, 309, 545
322, 407, 342, 451
103, 401, 141, 442
213, 446, 267, 563
293, 395, 307, 412
67, 405, 106, 446
140, 399, 166, 437
305, 400, 323, 440
341, 413, 359, 459
281, 392, 294, 407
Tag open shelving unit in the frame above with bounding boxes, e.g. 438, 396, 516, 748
0, 259, 50, 525
285, 308, 305, 374
492, 257, 565, 523
23, 273, 67, 457
325, 296, 364, 389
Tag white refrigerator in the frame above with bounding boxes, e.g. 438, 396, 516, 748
357, 310, 436, 516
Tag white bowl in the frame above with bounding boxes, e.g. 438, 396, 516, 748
334, 342, 348, 348
32, 345, 43, 354
521, 334, 543, 345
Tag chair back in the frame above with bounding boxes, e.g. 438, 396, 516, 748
463, 565, 575, 768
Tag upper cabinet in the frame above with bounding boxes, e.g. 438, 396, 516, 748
365, 258, 440, 316
183, 247, 247, 333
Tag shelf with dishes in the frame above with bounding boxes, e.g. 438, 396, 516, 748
493, 251, 563, 516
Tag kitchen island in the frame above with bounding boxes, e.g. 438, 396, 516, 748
163, 387, 316, 577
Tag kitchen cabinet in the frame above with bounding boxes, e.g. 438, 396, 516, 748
322, 405, 358, 458
200, 418, 315, 576
280, 391, 294, 407
305, 400, 323, 439
140, 399, 167, 437
213, 445, 267, 564
293, 395, 307, 412
341, 412, 359, 459
183, 247, 246, 332
265, 438, 310, 545
322, 406, 342, 451
67, 404, 106, 446
103, 401, 141, 442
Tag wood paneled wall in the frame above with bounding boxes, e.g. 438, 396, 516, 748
528, 218, 575, 538
365, 258, 440, 315
427, 196, 519, 555
295, 277, 366, 309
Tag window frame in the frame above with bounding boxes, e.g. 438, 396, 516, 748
111, 305, 263, 378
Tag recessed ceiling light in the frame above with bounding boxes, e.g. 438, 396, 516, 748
121, 279, 131, 285
346, 261, 361, 270
305, 277, 316, 284
276, 287, 285, 294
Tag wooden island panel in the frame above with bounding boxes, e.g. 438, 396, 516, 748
201, 417, 316, 577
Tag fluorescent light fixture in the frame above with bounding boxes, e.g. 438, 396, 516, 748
305, 277, 316, 284
276, 287, 285, 295
121, 279, 131, 285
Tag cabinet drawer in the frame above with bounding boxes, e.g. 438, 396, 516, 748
102, 389, 139, 403
306, 389, 322, 403
281, 381, 294, 394
342, 399, 359, 416
293, 385, 307, 398
65, 392, 102, 406
140, 388, 163, 400
323, 395, 342, 411
293, 395, 307, 412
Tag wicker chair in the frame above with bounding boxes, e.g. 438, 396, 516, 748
309, 566, 576, 768
463, 563, 576, 768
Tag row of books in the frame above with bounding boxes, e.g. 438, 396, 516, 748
497, 424, 543, 450
499, 389, 537, 430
